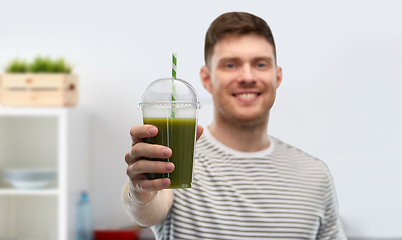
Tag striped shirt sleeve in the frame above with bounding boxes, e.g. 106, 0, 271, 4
316, 166, 347, 239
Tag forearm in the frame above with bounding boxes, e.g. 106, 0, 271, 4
121, 179, 173, 227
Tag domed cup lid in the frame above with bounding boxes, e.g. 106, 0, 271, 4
139, 78, 201, 109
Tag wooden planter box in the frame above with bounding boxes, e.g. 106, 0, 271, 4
0, 74, 78, 107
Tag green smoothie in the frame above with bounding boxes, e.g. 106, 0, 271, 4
143, 117, 196, 189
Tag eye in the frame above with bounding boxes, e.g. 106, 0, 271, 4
226, 63, 236, 69
256, 62, 267, 68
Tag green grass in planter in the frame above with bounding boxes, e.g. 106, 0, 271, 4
53, 58, 72, 73
4, 56, 73, 73
29, 57, 54, 73
5, 59, 29, 73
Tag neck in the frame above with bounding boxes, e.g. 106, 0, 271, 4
208, 114, 271, 152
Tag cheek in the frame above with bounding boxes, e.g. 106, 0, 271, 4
212, 74, 232, 92
213, 82, 229, 97
261, 74, 277, 88
210, 77, 221, 93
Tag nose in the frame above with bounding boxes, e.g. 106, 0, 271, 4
238, 64, 256, 85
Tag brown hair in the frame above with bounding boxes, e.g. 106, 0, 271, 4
204, 12, 277, 66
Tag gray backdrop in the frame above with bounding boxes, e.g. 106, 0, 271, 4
1, 0, 401, 238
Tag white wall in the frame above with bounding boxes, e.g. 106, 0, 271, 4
1, 0, 401, 238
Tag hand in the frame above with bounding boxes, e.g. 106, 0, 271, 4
125, 124, 203, 203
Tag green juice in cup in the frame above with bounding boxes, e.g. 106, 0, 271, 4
139, 78, 201, 189
144, 117, 196, 188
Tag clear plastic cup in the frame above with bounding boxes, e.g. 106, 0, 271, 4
138, 78, 201, 188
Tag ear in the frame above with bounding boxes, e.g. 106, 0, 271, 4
275, 66, 283, 89
200, 65, 213, 94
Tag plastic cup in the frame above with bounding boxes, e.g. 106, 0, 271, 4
138, 78, 201, 189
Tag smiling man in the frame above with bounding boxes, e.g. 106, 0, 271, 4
122, 12, 346, 239
200, 33, 281, 152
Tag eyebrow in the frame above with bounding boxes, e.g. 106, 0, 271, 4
217, 57, 240, 65
253, 57, 274, 63
218, 57, 273, 65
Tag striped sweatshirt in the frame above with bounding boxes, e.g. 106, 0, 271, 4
151, 128, 346, 239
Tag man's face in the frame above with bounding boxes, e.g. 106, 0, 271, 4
200, 34, 283, 127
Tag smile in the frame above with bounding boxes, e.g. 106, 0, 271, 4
232, 93, 260, 100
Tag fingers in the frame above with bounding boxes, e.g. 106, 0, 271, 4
131, 124, 203, 145
196, 124, 204, 141
125, 142, 172, 165
127, 159, 175, 176
130, 124, 158, 146
127, 161, 174, 193
126, 123, 202, 195
132, 178, 172, 193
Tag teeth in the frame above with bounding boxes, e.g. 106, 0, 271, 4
237, 93, 257, 99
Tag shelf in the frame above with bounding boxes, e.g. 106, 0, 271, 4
0, 106, 76, 116
0, 107, 89, 240
0, 188, 59, 196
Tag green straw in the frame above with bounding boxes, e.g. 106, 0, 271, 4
171, 53, 177, 118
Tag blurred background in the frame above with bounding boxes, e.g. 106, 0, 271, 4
0, 0, 401, 239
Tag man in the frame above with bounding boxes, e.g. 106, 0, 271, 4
122, 12, 346, 239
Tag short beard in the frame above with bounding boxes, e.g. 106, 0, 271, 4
215, 103, 270, 131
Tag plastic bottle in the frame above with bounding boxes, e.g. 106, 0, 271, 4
76, 191, 93, 240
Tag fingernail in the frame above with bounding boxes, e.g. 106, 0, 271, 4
161, 178, 170, 187
162, 148, 172, 157
148, 127, 157, 136
165, 163, 174, 171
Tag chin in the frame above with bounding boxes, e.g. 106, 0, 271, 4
225, 112, 269, 129
214, 101, 270, 128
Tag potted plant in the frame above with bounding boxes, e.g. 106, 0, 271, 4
0, 56, 78, 107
